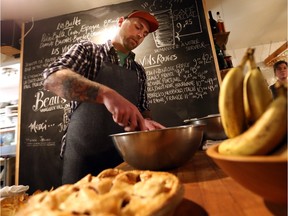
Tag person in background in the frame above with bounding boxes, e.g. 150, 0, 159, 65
269, 60, 287, 98
42, 10, 165, 184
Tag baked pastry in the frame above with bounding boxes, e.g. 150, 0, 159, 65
0, 186, 29, 216
15, 169, 184, 216
1, 193, 28, 216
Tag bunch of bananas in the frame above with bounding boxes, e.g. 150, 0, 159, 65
218, 48, 287, 156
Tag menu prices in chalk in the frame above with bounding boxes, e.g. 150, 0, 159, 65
141, 50, 217, 102
133, 0, 219, 122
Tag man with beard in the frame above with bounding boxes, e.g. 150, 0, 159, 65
43, 10, 165, 184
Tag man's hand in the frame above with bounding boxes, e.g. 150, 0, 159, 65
143, 119, 166, 130
98, 85, 146, 131
44, 70, 164, 132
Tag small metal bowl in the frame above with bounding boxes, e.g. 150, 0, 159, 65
110, 125, 204, 170
184, 114, 227, 140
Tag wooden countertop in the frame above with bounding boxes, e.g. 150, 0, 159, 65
116, 149, 287, 216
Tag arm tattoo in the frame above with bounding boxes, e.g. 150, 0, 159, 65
62, 74, 100, 103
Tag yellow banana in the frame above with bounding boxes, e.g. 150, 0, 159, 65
243, 50, 273, 125
269, 138, 287, 157
218, 51, 248, 138
218, 88, 287, 156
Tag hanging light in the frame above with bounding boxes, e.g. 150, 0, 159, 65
1, 67, 18, 76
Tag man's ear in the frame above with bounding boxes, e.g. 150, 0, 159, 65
118, 17, 125, 27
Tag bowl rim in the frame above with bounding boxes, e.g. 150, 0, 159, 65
206, 143, 287, 162
183, 113, 221, 124
110, 124, 205, 137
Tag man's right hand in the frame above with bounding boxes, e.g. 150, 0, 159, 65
44, 69, 147, 132
97, 85, 147, 131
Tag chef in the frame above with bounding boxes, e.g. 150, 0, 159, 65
43, 10, 165, 184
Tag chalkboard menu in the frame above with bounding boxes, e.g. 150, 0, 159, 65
19, 0, 220, 193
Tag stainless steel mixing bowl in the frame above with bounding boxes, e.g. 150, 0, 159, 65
184, 114, 227, 140
110, 125, 204, 170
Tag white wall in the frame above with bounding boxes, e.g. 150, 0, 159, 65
0, 62, 20, 102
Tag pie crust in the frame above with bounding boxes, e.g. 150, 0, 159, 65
15, 169, 184, 216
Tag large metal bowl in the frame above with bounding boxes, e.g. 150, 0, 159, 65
184, 114, 227, 140
110, 125, 204, 170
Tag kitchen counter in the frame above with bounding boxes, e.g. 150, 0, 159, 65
116, 149, 287, 216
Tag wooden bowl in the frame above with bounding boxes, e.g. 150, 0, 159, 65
206, 144, 287, 204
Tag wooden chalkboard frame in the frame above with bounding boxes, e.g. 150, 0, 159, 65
203, 0, 222, 83
16, 0, 222, 193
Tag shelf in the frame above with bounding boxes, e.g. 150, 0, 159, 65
2, 105, 18, 116
0, 46, 20, 56
213, 32, 230, 49
6, 113, 17, 117
0, 127, 16, 133
5, 105, 18, 108
0, 104, 18, 132
0, 145, 16, 157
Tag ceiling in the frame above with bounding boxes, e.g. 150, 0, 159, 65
1, 0, 287, 50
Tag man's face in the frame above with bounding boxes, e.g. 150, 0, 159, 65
275, 63, 287, 81
118, 17, 150, 52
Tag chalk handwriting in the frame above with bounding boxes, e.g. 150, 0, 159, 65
56, 17, 81, 30
32, 91, 67, 112
28, 120, 48, 133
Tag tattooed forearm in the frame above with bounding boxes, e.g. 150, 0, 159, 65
44, 69, 101, 103
62, 75, 100, 102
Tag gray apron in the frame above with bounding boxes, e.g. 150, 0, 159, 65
62, 62, 140, 184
